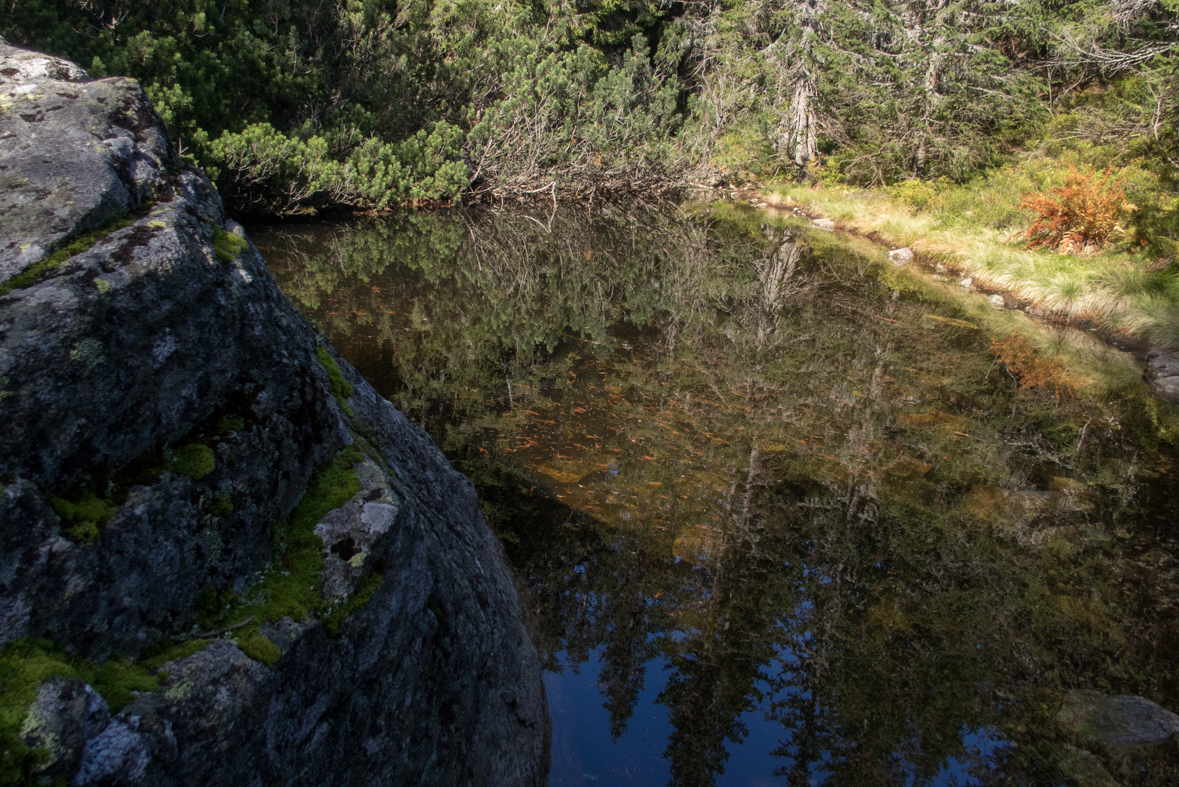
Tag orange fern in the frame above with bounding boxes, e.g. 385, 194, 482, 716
1019, 166, 1136, 255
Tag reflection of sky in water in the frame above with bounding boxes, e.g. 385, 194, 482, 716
547, 647, 1009, 786
547, 649, 672, 786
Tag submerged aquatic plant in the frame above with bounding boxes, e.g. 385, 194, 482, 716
991, 334, 1076, 402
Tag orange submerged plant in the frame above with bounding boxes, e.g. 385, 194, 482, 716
991, 335, 1075, 402
1019, 166, 1136, 255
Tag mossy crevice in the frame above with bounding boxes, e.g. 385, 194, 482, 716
324, 570, 384, 637
316, 346, 355, 417
43, 386, 264, 545
0, 213, 136, 297
191, 449, 365, 661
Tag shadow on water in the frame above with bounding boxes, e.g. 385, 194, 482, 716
255, 203, 1179, 786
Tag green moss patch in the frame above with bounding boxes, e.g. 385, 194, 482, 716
235, 626, 281, 666
0, 214, 136, 297
170, 443, 215, 480
0, 638, 77, 782
216, 416, 245, 434
316, 346, 355, 417
51, 492, 115, 546
212, 227, 249, 264
0, 638, 167, 783
225, 449, 364, 639
90, 657, 160, 713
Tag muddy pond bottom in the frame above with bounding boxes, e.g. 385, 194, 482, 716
256, 204, 1179, 786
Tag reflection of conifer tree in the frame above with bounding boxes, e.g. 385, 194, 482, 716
657, 444, 778, 787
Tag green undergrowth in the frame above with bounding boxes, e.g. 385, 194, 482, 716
213, 227, 249, 264
0, 638, 166, 784
0, 213, 136, 297
316, 346, 355, 417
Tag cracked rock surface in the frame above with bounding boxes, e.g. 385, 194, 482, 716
0, 40, 547, 787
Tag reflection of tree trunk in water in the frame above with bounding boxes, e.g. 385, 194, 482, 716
738, 443, 760, 532
777, 680, 821, 787
712, 443, 760, 605
757, 239, 802, 347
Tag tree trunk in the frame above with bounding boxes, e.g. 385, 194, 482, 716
787, 69, 819, 174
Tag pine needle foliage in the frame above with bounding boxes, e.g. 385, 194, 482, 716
1019, 166, 1136, 256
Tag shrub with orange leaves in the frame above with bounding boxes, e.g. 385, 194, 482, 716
991, 335, 1075, 402
1019, 166, 1136, 255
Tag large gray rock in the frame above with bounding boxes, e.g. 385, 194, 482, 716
0, 39, 174, 285
1144, 349, 1179, 404
0, 42, 547, 786
1057, 689, 1179, 751
1055, 744, 1118, 787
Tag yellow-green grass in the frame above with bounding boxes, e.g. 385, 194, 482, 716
763, 172, 1179, 349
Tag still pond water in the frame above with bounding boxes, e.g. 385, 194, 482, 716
254, 204, 1179, 786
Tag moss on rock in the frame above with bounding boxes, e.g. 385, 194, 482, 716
170, 443, 215, 480
324, 570, 384, 638
223, 449, 364, 634
212, 227, 249, 264
0, 638, 167, 782
51, 492, 114, 546
235, 626, 281, 667
0, 639, 77, 784
0, 214, 135, 297
315, 346, 354, 417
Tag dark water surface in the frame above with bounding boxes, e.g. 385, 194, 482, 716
254, 205, 1179, 786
